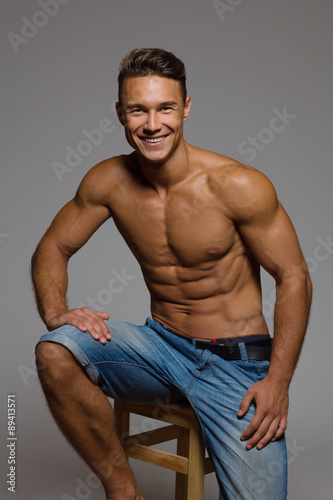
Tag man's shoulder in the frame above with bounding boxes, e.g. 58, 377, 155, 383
192, 147, 278, 220
87, 153, 135, 177
80, 153, 138, 188
76, 154, 137, 207
191, 146, 269, 188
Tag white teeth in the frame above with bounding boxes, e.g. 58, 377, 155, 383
143, 137, 165, 143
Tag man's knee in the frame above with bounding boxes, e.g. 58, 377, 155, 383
36, 341, 78, 385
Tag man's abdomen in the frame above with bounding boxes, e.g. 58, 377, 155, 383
149, 286, 269, 339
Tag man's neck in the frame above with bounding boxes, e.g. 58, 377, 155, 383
134, 141, 194, 194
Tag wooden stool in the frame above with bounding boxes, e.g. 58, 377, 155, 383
114, 400, 214, 500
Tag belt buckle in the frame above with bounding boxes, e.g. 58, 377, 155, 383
193, 338, 225, 347
192, 338, 207, 346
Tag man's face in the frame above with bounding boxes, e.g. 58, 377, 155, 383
117, 75, 191, 165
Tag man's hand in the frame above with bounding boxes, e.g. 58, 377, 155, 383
237, 375, 289, 450
46, 308, 111, 344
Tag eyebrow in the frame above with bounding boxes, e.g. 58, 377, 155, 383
160, 101, 178, 107
125, 100, 178, 110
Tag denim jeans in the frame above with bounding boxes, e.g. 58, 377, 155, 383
36, 317, 287, 499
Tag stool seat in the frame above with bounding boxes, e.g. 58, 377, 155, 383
114, 400, 214, 500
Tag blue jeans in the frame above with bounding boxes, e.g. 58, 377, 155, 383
36, 317, 287, 499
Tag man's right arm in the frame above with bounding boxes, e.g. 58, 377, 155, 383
31, 161, 113, 343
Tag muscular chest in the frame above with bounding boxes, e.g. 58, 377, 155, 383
111, 182, 236, 268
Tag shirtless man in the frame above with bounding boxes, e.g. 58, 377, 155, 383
32, 48, 312, 499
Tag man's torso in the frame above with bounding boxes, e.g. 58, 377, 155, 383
103, 145, 268, 339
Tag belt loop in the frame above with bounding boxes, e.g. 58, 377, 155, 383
238, 342, 249, 361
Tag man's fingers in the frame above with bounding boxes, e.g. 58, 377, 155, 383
238, 389, 253, 417
79, 313, 110, 343
66, 308, 111, 343
247, 417, 280, 450
94, 311, 111, 341
46, 308, 111, 344
240, 408, 265, 442
241, 410, 287, 450
238, 378, 289, 450
271, 416, 287, 442
96, 311, 110, 319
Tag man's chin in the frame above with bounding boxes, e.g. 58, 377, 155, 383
134, 148, 171, 166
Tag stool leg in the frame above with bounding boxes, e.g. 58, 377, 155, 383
175, 429, 189, 500
114, 400, 130, 445
186, 422, 205, 500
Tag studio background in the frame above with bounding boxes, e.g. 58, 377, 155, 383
1, 0, 332, 498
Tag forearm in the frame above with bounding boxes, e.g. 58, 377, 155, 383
268, 270, 313, 387
31, 239, 69, 327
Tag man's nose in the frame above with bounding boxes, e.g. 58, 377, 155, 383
144, 111, 161, 132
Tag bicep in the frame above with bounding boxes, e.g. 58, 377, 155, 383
239, 201, 306, 281
229, 170, 307, 281
42, 195, 111, 258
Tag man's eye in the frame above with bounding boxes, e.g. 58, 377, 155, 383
128, 108, 145, 114
161, 107, 172, 112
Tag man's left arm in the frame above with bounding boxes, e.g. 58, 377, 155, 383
229, 166, 312, 450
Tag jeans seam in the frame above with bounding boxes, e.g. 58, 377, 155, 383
197, 349, 212, 370
94, 360, 186, 395
255, 360, 270, 375
184, 352, 212, 396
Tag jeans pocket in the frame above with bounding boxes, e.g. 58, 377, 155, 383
254, 360, 270, 376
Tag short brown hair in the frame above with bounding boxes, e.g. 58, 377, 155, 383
118, 48, 187, 104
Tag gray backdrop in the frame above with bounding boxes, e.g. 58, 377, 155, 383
1, 0, 332, 498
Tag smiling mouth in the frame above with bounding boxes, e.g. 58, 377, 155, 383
140, 135, 168, 144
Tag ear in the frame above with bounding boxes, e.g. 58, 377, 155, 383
183, 96, 191, 123
116, 101, 126, 125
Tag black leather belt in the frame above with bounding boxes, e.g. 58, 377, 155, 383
190, 338, 272, 361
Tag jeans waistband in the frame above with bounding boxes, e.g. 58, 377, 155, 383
147, 318, 272, 361
160, 321, 270, 346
